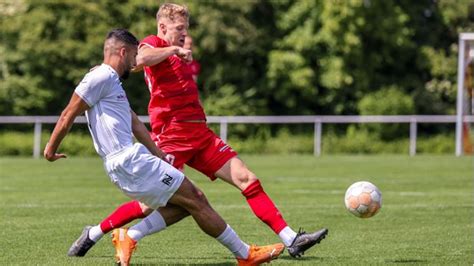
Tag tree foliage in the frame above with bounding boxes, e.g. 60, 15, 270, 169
1, 0, 473, 120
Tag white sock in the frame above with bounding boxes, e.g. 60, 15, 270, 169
278, 226, 297, 247
88, 225, 104, 242
127, 210, 167, 241
216, 224, 250, 259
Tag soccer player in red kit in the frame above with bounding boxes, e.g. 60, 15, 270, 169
68, 3, 327, 259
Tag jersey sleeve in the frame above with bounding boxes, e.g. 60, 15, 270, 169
139, 35, 166, 49
74, 70, 109, 107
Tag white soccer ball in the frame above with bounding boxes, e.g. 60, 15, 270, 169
344, 181, 382, 218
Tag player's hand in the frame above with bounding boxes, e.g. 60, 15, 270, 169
164, 153, 175, 165
43, 143, 67, 162
132, 64, 143, 72
176, 48, 192, 63
44, 151, 67, 162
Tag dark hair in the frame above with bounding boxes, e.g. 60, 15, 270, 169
106, 28, 139, 46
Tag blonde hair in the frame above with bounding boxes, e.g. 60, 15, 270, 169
156, 3, 189, 22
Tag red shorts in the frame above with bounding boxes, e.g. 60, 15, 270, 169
152, 121, 237, 180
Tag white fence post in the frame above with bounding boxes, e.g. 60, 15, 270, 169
455, 35, 466, 156
314, 120, 322, 156
1, 115, 473, 158
33, 121, 42, 159
220, 118, 228, 143
409, 118, 417, 156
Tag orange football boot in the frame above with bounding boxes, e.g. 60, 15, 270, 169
237, 243, 285, 266
111, 228, 137, 266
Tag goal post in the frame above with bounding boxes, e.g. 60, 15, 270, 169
455, 33, 474, 156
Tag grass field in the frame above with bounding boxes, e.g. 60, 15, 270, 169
0, 155, 472, 265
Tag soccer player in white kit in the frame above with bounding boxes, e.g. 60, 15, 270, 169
44, 29, 284, 266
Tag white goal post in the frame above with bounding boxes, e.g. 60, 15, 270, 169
455, 33, 474, 156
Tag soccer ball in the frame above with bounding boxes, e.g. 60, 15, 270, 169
344, 181, 382, 218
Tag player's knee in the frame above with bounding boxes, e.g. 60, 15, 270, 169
187, 187, 210, 210
194, 189, 210, 208
235, 169, 258, 190
139, 202, 153, 215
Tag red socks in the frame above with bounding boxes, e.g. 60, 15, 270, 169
99, 182, 287, 235
242, 180, 287, 234
99, 200, 146, 233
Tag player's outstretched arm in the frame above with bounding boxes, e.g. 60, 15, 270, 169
136, 45, 191, 69
44, 93, 89, 162
130, 111, 167, 160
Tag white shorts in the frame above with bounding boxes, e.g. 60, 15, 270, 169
103, 143, 185, 209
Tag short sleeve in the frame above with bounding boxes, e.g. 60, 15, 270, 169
74, 70, 109, 107
139, 35, 166, 49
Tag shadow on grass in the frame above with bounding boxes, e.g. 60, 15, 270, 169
385, 259, 428, 263
86, 255, 235, 265
126, 255, 236, 265
88, 254, 328, 265
132, 263, 234, 266
279, 255, 325, 262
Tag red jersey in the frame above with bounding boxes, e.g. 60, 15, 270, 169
183, 60, 201, 78
140, 35, 206, 131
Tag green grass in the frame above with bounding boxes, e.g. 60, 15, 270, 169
0, 155, 472, 265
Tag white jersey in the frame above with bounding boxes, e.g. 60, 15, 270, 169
74, 64, 133, 158
75, 63, 185, 208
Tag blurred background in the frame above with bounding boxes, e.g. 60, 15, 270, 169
1, 0, 474, 156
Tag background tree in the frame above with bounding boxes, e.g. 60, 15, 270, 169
1, 0, 473, 132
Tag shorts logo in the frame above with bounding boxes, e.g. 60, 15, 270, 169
117, 94, 127, 101
162, 174, 174, 186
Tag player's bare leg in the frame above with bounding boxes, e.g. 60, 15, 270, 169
216, 157, 328, 257
167, 177, 227, 236
166, 177, 285, 265
157, 203, 190, 224
113, 177, 284, 265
